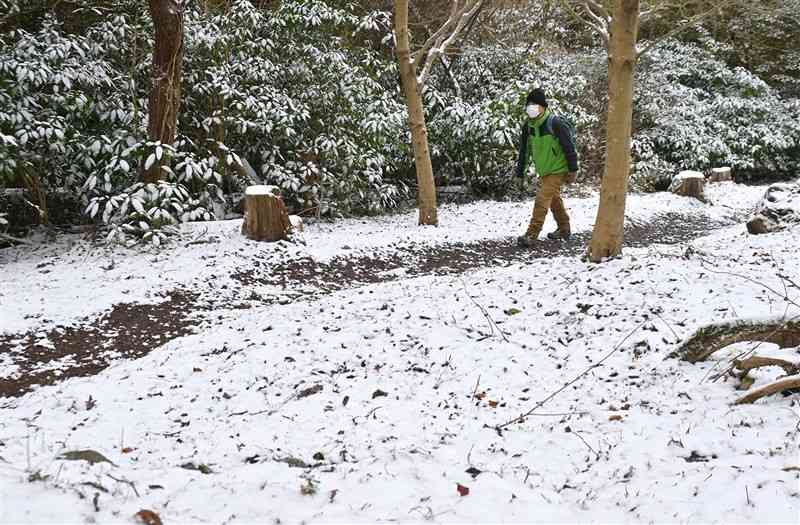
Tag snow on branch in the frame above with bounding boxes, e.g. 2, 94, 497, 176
409, 0, 485, 86
636, 0, 742, 57
559, 0, 610, 46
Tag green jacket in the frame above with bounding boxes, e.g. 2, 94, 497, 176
515, 109, 578, 178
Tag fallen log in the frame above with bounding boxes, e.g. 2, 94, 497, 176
735, 376, 800, 405
746, 180, 800, 235
671, 319, 800, 363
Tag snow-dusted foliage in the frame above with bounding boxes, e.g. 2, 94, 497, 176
426, 47, 602, 195
0, 1, 409, 244
1, 0, 799, 242
633, 40, 800, 187
180, 1, 408, 216
0, 13, 222, 244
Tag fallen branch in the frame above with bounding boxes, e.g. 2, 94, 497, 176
0, 232, 35, 246
106, 473, 140, 497
460, 279, 509, 343
735, 376, 800, 405
734, 356, 800, 377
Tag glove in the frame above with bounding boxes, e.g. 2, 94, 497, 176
565, 171, 577, 184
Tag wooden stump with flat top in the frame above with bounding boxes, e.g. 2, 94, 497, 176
241, 185, 292, 242
708, 166, 732, 183
669, 170, 707, 203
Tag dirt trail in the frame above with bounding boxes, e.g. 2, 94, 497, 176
0, 211, 744, 398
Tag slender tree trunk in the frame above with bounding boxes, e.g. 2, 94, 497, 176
587, 0, 640, 262
145, 0, 184, 183
395, 0, 438, 226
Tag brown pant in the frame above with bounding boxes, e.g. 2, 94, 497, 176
525, 173, 570, 238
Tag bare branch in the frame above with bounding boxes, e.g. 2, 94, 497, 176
559, 0, 609, 46
637, 0, 741, 58
418, 0, 485, 86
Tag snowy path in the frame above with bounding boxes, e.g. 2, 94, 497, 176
1, 183, 799, 523
1, 189, 751, 398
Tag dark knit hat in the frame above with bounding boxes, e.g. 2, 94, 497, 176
526, 88, 548, 107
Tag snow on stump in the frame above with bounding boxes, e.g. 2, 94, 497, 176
241, 185, 292, 242
708, 166, 733, 183
289, 214, 304, 233
669, 170, 707, 203
746, 181, 800, 235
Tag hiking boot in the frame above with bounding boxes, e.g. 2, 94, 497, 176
516, 234, 538, 247
546, 229, 571, 240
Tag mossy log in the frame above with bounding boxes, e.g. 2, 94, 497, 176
671, 319, 800, 363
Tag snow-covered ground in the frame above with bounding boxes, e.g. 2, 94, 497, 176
1, 182, 799, 523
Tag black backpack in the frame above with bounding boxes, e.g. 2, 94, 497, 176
545, 114, 578, 156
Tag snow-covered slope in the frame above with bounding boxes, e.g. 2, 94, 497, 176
1, 183, 798, 524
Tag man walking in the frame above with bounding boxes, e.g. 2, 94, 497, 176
515, 88, 578, 247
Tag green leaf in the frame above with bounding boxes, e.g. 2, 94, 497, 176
58, 449, 114, 466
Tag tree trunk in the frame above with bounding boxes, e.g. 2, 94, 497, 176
394, 0, 438, 226
145, 0, 184, 183
241, 186, 292, 242
587, 0, 640, 262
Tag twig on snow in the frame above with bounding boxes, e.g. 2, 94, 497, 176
107, 473, 140, 497
0, 232, 35, 246
568, 428, 599, 459
493, 319, 647, 432
460, 278, 509, 343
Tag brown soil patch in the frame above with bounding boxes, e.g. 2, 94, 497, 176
0, 291, 197, 399
0, 211, 742, 399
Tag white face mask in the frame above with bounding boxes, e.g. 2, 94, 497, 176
526, 104, 541, 118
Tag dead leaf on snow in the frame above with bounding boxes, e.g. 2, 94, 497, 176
134, 509, 163, 525
457, 483, 470, 496
297, 384, 323, 399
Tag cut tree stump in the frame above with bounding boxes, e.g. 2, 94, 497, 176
708, 167, 732, 183
669, 170, 708, 203
670, 319, 800, 363
241, 185, 292, 242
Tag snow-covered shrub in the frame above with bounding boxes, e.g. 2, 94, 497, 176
81, 138, 224, 245
0, 0, 410, 242
87, 181, 211, 247
0, 13, 146, 229
180, 0, 408, 216
632, 40, 800, 188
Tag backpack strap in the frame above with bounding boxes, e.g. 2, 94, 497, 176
545, 114, 559, 136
